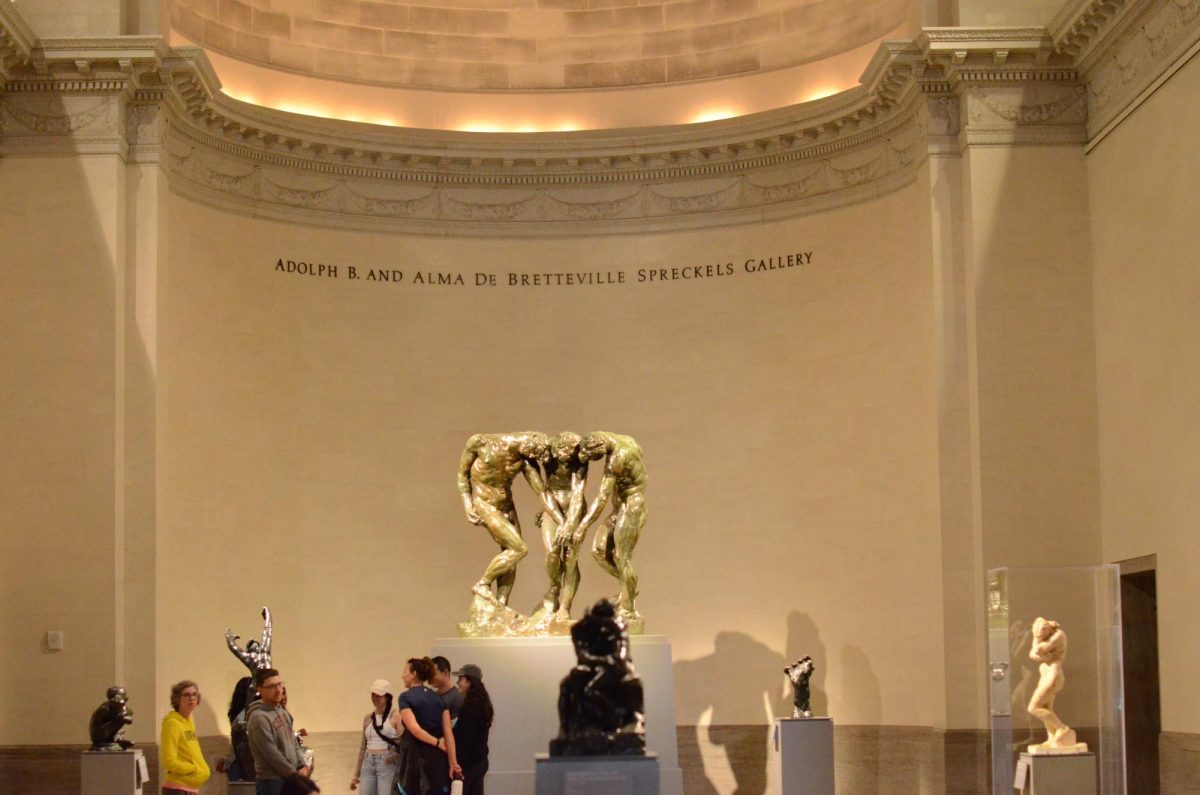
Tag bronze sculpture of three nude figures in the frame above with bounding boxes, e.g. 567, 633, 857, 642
456, 431, 647, 637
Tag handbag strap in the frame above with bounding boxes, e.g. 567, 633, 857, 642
371, 711, 403, 751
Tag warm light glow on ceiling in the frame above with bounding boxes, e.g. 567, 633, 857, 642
689, 109, 740, 124
457, 121, 580, 133
192, 33, 900, 132
801, 86, 841, 103
226, 90, 403, 127
223, 89, 257, 107
273, 101, 335, 120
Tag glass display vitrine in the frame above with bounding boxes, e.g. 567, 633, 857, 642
987, 566, 1125, 795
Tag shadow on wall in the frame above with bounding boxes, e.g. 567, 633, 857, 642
673, 611, 830, 794
0, 91, 162, 747
836, 644, 882, 793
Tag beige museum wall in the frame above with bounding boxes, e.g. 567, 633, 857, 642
1087, 51, 1200, 735
962, 139, 1101, 573
155, 168, 950, 739
0, 156, 119, 743
0, 151, 162, 746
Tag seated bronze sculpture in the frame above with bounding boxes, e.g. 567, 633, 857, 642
88, 687, 134, 751
549, 599, 645, 756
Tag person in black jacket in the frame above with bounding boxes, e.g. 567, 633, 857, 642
452, 664, 493, 795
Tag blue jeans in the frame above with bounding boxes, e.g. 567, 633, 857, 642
255, 779, 284, 795
359, 751, 399, 795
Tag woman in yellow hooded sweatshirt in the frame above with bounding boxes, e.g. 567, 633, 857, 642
161, 680, 212, 793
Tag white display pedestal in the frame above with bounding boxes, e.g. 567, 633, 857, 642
432, 635, 682, 795
80, 749, 146, 795
535, 752, 660, 795
776, 717, 834, 795
1017, 752, 1097, 794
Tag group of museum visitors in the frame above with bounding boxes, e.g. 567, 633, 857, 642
157, 655, 493, 795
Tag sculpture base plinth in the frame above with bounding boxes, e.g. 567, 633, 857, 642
458, 591, 578, 638
80, 749, 146, 795
1026, 742, 1089, 755
457, 591, 645, 637
776, 717, 834, 794
1017, 751, 1096, 794
535, 752, 659, 795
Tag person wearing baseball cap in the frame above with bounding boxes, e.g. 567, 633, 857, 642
350, 679, 402, 793
451, 664, 493, 795
451, 663, 483, 682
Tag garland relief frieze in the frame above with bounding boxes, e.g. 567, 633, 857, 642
1085, 0, 1200, 136
162, 109, 929, 236
960, 84, 1088, 145
0, 93, 122, 153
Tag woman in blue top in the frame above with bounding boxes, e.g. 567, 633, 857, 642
397, 657, 461, 795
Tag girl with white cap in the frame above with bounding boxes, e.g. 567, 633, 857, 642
350, 678, 403, 794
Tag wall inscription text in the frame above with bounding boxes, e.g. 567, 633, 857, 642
273, 251, 815, 288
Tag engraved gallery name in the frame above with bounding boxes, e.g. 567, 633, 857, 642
273, 251, 814, 286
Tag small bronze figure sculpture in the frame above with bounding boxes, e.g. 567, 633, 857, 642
225, 606, 273, 674
784, 656, 815, 718
89, 687, 135, 751
549, 599, 645, 757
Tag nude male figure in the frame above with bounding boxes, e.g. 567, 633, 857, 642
534, 432, 591, 620
575, 432, 648, 624
457, 432, 553, 606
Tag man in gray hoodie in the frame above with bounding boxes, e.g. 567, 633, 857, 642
247, 668, 309, 795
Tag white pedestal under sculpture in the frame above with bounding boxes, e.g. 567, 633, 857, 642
432, 635, 682, 795
776, 717, 834, 795
1016, 751, 1097, 794
80, 749, 146, 795
535, 752, 660, 794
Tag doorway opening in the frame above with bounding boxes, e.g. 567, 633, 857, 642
1118, 554, 1160, 795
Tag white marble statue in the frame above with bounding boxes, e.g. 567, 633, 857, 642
1026, 617, 1087, 754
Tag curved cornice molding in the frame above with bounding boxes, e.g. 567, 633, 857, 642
172, 52, 919, 187
162, 111, 927, 236
0, 0, 35, 89
7, 1, 1194, 232
0, 12, 939, 234
164, 40, 928, 234
915, 27, 1077, 86
1050, 0, 1138, 64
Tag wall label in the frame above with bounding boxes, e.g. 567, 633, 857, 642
273, 251, 814, 288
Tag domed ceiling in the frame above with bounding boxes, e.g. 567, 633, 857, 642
169, 0, 916, 92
